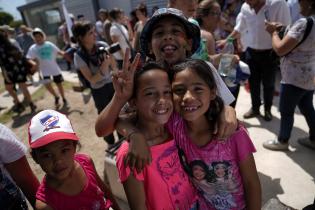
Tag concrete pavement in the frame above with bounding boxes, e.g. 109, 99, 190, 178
0, 67, 314, 209
236, 86, 315, 209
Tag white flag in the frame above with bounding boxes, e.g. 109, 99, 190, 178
61, 0, 73, 38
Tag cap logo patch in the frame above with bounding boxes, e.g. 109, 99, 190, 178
40, 115, 60, 132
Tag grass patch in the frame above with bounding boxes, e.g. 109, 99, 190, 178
0, 74, 4, 94
0, 81, 76, 124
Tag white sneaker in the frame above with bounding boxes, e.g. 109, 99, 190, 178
263, 139, 289, 151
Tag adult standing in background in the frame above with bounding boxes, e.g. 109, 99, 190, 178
0, 123, 39, 209
109, 8, 134, 68
72, 21, 118, 146
167, 0, 199, 17
263, 0, 315, 150
132, 3, 149, 53
0, 27, 37, 113
95, 9, 108, 41
218, 0, 291, 121
16, 25, 34, 55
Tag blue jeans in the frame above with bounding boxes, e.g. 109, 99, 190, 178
278, 84, 315, 142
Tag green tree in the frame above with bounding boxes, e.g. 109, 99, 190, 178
11, 20, 23, 28
0, 11, 14, 25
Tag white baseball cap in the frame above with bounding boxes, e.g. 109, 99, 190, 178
28, 110, 79, 149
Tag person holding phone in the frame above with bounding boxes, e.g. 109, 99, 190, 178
217, 0, 291, 121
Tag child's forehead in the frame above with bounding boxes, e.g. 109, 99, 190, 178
38, 140, 73, 151
152, 17, 186, 30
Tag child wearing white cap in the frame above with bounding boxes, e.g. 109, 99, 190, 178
27, 28, 68, 107
28, 109, 120, 210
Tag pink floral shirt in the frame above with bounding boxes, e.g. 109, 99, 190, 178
116, 138, 198, 210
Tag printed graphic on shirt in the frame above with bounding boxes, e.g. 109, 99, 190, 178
156, 144, 198, 210
190, 159, 238, 209
37, 44, 53, 60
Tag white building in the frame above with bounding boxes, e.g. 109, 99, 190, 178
18, 0, 167, 43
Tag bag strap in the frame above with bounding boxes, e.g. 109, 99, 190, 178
113, 23, 133, 49
284, 17, 313, 56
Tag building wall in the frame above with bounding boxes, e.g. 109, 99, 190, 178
64, 0, 97, 22
99, 0, 132, 16
131, 0, 167, 16
99, 0, 167, 17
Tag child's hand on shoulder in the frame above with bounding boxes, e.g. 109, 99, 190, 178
124, 132, 152, 173
214, 105, 238, 139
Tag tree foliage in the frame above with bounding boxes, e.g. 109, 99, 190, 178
0, 11, 14, 25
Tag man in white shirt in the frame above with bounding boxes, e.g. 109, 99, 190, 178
218, 0, 291, 121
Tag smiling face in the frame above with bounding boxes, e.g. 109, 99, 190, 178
35, 140, 76, 182
149, 17, 192, 65
172, 68, 216, 122
192, 165, 206, 181
33, 33, 45, 45
133, 69, 173, 125
214, 163, 227, 178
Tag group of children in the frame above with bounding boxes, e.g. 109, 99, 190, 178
24, 7, 261, 210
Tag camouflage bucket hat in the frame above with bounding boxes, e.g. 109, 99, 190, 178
140, 8, 201, 58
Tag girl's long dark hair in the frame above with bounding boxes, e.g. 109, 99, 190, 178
71, 21, 94, 49
171, 59, 224, 125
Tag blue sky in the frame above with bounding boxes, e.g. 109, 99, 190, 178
0, 0, 26, 20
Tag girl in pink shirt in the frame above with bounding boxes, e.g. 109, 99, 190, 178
114, 62, 198, 209
164, 59, 261, 209
118, 59, 261, 209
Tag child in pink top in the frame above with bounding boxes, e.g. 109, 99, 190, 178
28, 109, 120, 210
164, 59, 261, 209
116, 59, 261, 209
105, 60, 198, 209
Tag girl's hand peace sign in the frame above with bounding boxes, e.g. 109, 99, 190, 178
111, 48, 141, 102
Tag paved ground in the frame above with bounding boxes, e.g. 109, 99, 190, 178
0, 67, 314, 209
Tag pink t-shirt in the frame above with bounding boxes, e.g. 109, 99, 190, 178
36, 153, 112, 210
116, 138, 198, 210
167, 113, 256, 210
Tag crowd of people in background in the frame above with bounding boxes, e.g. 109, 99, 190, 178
0, 0, 315, 209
